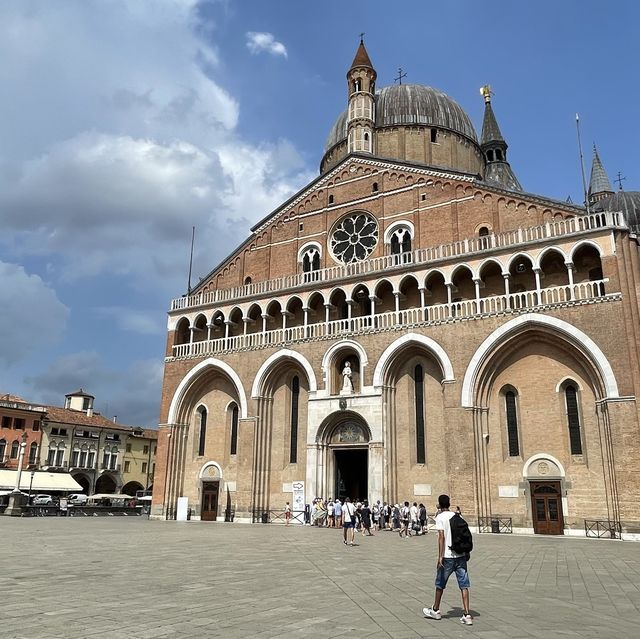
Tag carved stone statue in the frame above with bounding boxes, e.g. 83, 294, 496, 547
341, 361, 354, 394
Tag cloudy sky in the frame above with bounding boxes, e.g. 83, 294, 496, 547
0, 0, 638, 426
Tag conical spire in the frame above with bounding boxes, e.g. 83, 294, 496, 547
350, 37, 374, 70
588, 145, 613, 203
479, 86, 522, 192
480, 88, 504, 146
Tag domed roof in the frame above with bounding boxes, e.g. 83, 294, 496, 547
594, 190, 640, 231
325, 83, 478, 151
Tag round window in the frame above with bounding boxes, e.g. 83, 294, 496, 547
329, 212, 378, 264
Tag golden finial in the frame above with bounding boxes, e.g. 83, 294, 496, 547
480, 85, 493, 103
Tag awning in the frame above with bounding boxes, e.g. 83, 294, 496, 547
0, 470, 82, 492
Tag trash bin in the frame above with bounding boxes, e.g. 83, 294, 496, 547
261, 512, 269, 524
491, 518, 500, 533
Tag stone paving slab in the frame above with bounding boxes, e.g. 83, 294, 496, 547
1, 518, 639, 638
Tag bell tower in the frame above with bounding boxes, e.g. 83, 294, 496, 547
347, 37, 376, 155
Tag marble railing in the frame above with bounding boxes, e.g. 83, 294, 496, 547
170, 211, 625, 312
170, 279, 611, 358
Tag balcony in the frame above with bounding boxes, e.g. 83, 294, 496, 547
170, 211, 627, 312
170, 279, 615, 359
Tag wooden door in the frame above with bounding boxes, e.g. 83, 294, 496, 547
201, 482, 219, 521
530, 481, 564, 535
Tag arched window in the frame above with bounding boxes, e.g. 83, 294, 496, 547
0, 438, 5, 460
414, 365, 426, 464
390, 227, 412, 260
372, 182, 378, 192
487, 150, 494, 162
478, 226, 490, 237
328, 194, 334, 204
301, 246, 321, 282
495, 149, 503, 161
289, 376, 300, 464
505, 390, 520, 457
354, 79, 361, 92
230, 404, 239, 456
47, 445, 57, 466
244, 276, 252, 286
565, 385, 582, 455
28, 442, 38, 464
197, 407, 207, 457
10, 440, 19, 459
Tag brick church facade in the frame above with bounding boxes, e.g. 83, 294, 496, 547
152, 41, 640, 536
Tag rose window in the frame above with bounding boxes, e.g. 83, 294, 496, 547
330, 213, 378, 264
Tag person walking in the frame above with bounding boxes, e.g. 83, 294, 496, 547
284, 501, 291, 526
334, 499, 342, 528
361, 500, 374, 536
419, 502, 428, 534
410, 501, 420, 535
423, 494, 473, 626
399, 501, 411, 538
342, 497, 356, 546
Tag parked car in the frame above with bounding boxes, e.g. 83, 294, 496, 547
32, 494, 53, 506
67, 493, 88, 505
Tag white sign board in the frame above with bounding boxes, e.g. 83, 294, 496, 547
176, 496, 189, 521
292, 480, 305, 523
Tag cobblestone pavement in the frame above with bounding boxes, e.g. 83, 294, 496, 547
2, 518, 639, 639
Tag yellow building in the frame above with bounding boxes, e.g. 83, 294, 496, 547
122, 428, 158, 496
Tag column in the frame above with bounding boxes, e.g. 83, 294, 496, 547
446, 282, 453, 318
368, 442, 385, 503
473, 278, 481, 314
303, 307, 309, 339
394, 291, 401, 324
533, 267, 542, 305
566, 262, 575, 300
369, 295, 376, 328
503, 273, 511, 309
261, 313, 268, 333
419, 287, 426, 321
206, 323, 212, 341
224, 320, 231, 350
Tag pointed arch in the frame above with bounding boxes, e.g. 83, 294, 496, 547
168, 358, 248, 422
251, 349, 317, 398
373, 333, 454, 387
461, 313, 620, 407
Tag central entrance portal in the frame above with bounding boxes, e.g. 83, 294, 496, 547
334, 449, 368, 501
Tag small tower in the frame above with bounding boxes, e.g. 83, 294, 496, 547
480, 86, 522, 192
588, 145, 614, 205
346, 37, 376, 155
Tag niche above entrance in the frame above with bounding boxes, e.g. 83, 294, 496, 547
322, 340, 368, 395
330, 421, 368, 444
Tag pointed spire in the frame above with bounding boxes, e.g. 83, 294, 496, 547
350, 36, 374, 70
480, 95, 505, 146
588, 145, 613, 203
479, 86, 522, 192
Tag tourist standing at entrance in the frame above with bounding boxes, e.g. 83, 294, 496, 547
334, 499, 342, 527
410, 501, 420, 535
399, 501, 411, 538
285, 502, 291, 526
328, 500, 335, 527
361, 500, 373, 536
419, 503, 428, 533
342, 497, 356, 546
423, 494, 473, 626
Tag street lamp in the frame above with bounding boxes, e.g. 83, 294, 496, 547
5, 431, 28, 516
28, 469, 36, 503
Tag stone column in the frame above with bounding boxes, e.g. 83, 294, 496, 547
503, 273, 511, 309
473, 278, 481, 313
419, 287, 426, 321
565, 261, 575, 300
533, 267, 542, 305
368, 442, 384, 504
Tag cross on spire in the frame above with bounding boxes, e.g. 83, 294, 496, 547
394, 67, 407, 85
615, 172, 626, 190
359, 32, 365, 43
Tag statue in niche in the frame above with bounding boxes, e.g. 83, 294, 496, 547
341, 360, 354, 395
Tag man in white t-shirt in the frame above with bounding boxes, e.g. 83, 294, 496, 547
423, 494, 473, 626
342, 497, 356, 546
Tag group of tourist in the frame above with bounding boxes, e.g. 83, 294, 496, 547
302, 497, 451, 537
285, 495, 473, 626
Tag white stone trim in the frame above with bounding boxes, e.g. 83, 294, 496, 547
297, 241, 322, 263
461, 313, 620, 407
168, 358, 248, 422
373, 333, 455, 386
522, 453, 566, 479
251, 349, 318, 398
383, 220, 415, 244
198, 460, 223, 480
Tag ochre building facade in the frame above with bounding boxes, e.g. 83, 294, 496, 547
153, 41, 640, 537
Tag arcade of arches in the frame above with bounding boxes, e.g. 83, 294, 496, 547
155, 315, 636, 536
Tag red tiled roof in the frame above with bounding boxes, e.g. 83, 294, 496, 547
44, 406, 134, 432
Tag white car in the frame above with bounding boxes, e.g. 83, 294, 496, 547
67, 493, 88, 505
32, 494, 53, 506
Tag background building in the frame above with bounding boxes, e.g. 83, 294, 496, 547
153, 41, 640, 536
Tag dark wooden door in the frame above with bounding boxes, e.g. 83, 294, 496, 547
530, 481, 564, 535
201, 483, 219, 521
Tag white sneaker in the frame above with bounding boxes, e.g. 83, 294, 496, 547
460, 614, 473, 625
423, 607, 441, 620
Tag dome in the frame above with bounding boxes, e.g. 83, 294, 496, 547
593, 191, 640, 232
325, 83, 478, 151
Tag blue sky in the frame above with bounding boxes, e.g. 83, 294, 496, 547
0, 0, 638, 426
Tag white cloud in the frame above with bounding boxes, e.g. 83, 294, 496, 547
246, 31, 288, 58
92, 307, 164, 336
0, 262, 69, 365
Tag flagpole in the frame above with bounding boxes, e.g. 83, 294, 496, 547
575, 113, 590, 213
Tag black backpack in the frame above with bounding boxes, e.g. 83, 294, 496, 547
449, 513, 473, 555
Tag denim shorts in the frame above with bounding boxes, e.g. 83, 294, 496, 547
435, 556, 470, 590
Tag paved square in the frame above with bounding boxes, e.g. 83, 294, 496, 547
2, 518, 639, 638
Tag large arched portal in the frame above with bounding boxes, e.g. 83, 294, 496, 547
315, 411, 374, 502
